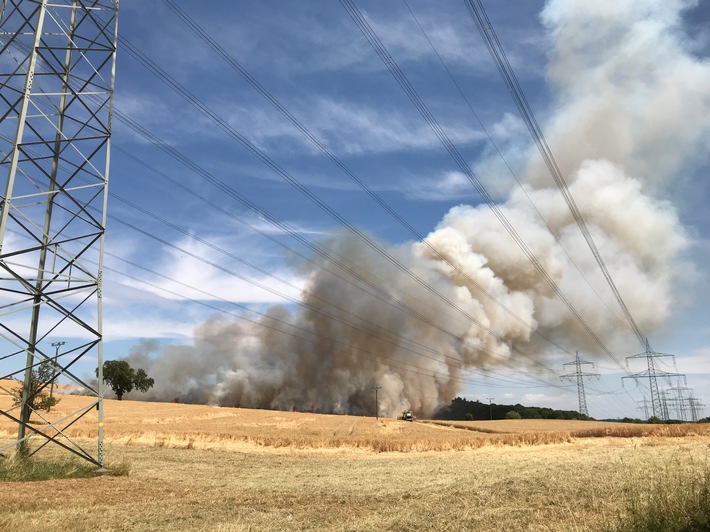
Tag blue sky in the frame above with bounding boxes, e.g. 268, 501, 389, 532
69, 0, 710, 419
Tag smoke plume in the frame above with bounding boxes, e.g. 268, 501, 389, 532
121, 0, 707, 415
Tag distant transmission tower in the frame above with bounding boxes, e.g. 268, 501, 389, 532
0, 0, 118, 466
688, 397, 705, 423
668, 386, 688, 421
560, 352, 599, 417
665, 385, 703, 422
622, 339, 684, 421
636, 397, 652, 420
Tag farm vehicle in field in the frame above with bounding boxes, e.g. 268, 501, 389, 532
399, 409, 415, 421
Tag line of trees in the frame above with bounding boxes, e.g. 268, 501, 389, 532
434, 397, 593, 421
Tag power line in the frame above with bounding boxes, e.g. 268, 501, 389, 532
402, 0, 628, 332
108, 105, 572, 382
100, 251, 563, 391
465, 0, 646, 351
34, 7, 624, 397
101, 201, 570, 391
622, 340, 685, 420
116, 37, 546, 362
161, 0, 578, 362
13, 82, 573, 393
339, 0, 621, 367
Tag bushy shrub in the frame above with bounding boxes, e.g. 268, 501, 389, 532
11, 361, 61, 415
505, 411, 521, 419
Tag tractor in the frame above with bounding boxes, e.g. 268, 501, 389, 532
399, 409, 415, 421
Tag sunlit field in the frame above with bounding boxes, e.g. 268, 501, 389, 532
1, 389, 709, 531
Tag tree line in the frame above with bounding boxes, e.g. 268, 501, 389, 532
433, 396, 593, 421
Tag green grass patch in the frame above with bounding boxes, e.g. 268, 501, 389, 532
0, 456, 130, 482
606, 452, 710, 532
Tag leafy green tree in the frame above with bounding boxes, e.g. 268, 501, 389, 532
505, 410, 521, 419
98, 360, 154, 400
12, 360, 60, 414
464, 413, 474, 421
133, 368, 155, 394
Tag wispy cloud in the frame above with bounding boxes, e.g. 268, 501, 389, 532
221, 96, 485, 156
116, 237, 305, 306
404, 170, 477, 201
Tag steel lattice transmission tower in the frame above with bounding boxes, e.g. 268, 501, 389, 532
665, 385, 702, 422
560, 351, 599, 417
0, 0, 118, 466
622, 339, 684, 421
688, 397, 705, 423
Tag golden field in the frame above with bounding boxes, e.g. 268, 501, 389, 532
1, 389, 710, 531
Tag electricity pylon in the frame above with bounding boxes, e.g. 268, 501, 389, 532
622, 339, 684, 421
560, 351, 598, 417
688, 397, 704, 423
667, 385, 702, 422
636, 397, 652, 420
0, 0, 118, 467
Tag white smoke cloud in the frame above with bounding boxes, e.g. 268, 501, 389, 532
119, 0, 706, 417
535, 0, 710, 187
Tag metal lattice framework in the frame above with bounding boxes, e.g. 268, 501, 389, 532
0, 0, 118, 466
623, 339, 685, 421
560, 351, 598, 418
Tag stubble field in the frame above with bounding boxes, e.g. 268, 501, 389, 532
1, 389, 709, 531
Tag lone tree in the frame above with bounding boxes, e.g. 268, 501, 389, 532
98, 360, 154, 400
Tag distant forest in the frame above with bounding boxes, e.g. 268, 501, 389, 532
433, 397, 593, 421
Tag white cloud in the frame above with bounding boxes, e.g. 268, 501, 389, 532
103, 308, 196, 340
222, 97, 485, 156
405, 170, 477, 201
680, 347, 710, 374
237, 212, 328, 238
121, 237, 305, 305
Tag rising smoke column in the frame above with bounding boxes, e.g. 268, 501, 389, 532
123, 0, 707, 415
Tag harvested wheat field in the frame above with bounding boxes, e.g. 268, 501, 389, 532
2, 392, 710, 531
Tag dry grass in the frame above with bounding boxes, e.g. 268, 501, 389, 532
7, 394, 707, 453
430, 419, 710, 442
2, 434, 709, 531
2, 393, 710, 531
0, 378, 18, 395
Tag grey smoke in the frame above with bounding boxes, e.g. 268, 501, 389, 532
120, 0, 705, 416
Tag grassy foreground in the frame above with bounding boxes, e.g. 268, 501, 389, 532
1, 395, 709, 531
1, 436, 708, 531
0, 456, 130, 482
